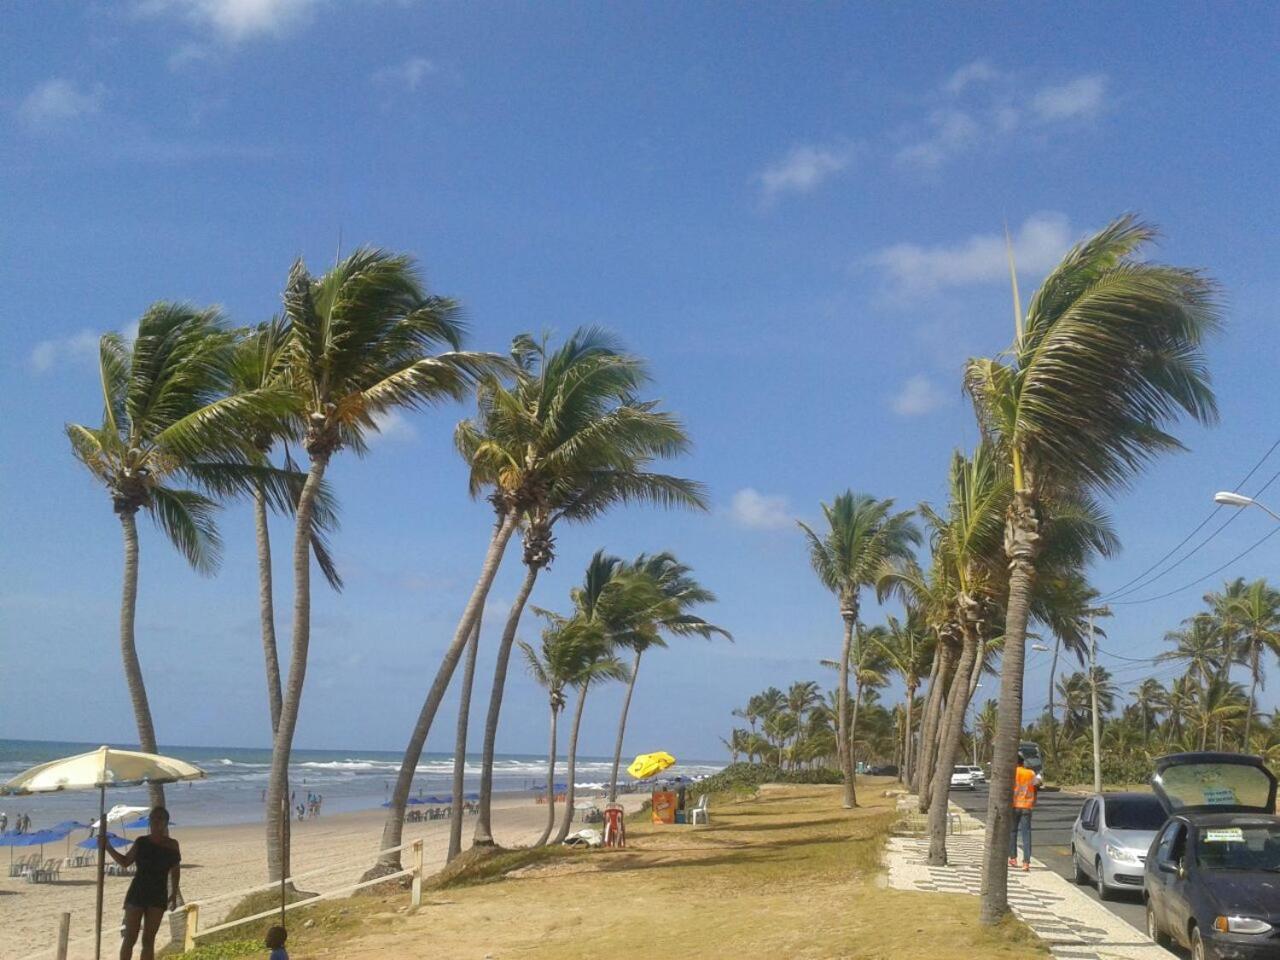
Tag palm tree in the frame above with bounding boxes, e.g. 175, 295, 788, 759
606, 552, 729, 801
1194, 678, 1248, 751
1159, 616, 1224, 691
544, 551, 640, 844
875, 612, 934, 784
1222, 579, 1280, 747
1131, 678, 1168, 748
467, 333, 705, 848
800, 492, 920, 807
976, 698, 998, 763
965, 216, 1220, 923
67, 304, 291, 807
269, 248, 485, 883
519, 618, 605, 847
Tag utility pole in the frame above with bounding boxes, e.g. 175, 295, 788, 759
1088, 606, 1111, 794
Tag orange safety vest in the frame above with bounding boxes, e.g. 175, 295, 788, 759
1012, 767, 1038, 809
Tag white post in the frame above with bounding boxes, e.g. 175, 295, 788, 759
184, 903, 199, 952
1089, 611, 1103, 794
410, 839, 423, 909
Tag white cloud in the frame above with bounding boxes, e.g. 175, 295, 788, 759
891, 375, 949, 417
756, 144, 854, 201
19, 79, 104, 125
368, 409, 418, 444
729, 488, 793, 531
372, 57, 438, 92
944, 60, 1002, 95
29, 330, 101, 373
895, 109, 980, 169
1032, 75, 1107, 122
868, 212, 1077, 294
136, 0, 322, 41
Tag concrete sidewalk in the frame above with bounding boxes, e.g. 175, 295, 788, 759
884, 800, 1175, 960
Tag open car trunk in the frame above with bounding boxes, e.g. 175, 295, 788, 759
1151, 752, 1277, 816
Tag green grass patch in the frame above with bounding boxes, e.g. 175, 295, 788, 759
425, 843, 575, 890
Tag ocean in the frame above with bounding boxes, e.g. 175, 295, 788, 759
0, 739, 723, 829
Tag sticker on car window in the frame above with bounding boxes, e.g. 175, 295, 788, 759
1201, 787, 1239, 806
1202, 828, 1244, 843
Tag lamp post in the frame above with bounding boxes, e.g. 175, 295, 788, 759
1214, 490, 1280, 521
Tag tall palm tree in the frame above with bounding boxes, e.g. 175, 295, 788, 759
605, 552, 729, 801
268, 248, 485, 882
1159, 616, 1224, 692
542, 551, 642, 843
1222, 578, 1280, 747
965, 216, 1220, 923
875, 612, 934, 785
1194, 678, 1248, 751
1131, 678, 1168, 748
67, 304, 291, 807
800, 492, 920, 807
226, 320, 343, 735
467, 334, 705, 848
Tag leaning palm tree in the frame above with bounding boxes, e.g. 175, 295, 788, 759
458, 339, 705, 851
67, 304, 292, 807
800, 492, 920, 807
266, 248, 487, 883
605, 552, 729, 801
966, 215, 1221, 924
1222, 578, 1280, 747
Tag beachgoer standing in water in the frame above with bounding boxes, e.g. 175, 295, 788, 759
103, 805, 181, 960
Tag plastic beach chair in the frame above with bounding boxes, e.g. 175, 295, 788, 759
689, 794, 709, 825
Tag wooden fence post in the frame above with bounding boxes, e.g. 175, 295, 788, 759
411, 839, 423, 909
55, 913, 70, 960
183, 903, 199, 952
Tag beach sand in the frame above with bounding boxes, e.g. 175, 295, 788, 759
0, 793, 641, 960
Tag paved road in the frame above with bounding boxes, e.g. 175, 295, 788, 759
949, 784, 1149, 935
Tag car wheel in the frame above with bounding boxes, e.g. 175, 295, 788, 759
1095, 860, 1112, 901
1145, 901, 1168, 947
1190, 924, 1210, 960
1070, 848, 1087, 885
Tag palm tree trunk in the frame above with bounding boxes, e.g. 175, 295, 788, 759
535, 704, 558, 847
913, 647, 943, 795
254, 483, 283, 731
447, 618, 483, 863
555, 685, 589, 844
118, 509, 165, 809
837, 616, 855, 808
1244, 647, 1259, 748
1047, 637, 1061, 762
607, 652, 643, 802
918, 639, 956, 810
848, 668, 864, 803
367, 513, 518, 878
472, 562, 541, 846
902, 681, 916, 785
252, 480, 291, 875
265, 455, 327, 882
979, 493, 1039, 926
929, 625, 979, 865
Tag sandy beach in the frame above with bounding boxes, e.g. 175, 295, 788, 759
1, 793, 641, 960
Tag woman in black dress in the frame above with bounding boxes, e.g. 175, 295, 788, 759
102, 806, 181, 960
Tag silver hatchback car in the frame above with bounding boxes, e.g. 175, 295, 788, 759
1071, 792, 1168, 900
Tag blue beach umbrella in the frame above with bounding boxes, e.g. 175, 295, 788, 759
78, 833, 131, 850
464, 792, 479, 801
123, 814, 176, 830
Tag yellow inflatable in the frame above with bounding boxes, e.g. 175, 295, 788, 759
627, 751, 676, 780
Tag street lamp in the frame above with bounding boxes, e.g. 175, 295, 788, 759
1214, 490, 1280, 521
1030, 643, 1051, 652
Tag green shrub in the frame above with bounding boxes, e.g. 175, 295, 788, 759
161, 939, 259, 959
689, 762, 841, 798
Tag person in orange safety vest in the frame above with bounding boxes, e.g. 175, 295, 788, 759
1008, 753, 1043, 871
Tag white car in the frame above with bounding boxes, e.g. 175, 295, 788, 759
950, 766, 977, 791
960, 765, 986, 785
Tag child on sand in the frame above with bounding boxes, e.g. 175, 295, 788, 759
265, 925, 288, 960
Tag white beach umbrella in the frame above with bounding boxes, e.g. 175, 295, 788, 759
1, 746, 205, 960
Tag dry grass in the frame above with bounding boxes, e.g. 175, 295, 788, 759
244, 782, 1047, 960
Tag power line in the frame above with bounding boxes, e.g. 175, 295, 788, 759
1095, 644, 1161, 665
1100, 436, 1280, 601
1111, 524, 1280, 606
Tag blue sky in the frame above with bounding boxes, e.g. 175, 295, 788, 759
2, 2, 1279, 761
